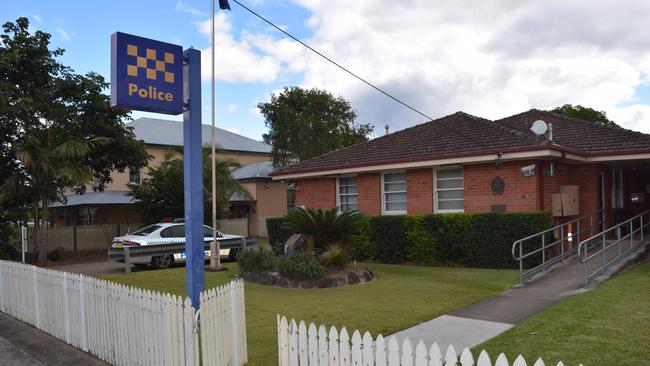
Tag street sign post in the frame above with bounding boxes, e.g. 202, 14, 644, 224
111, 32, 204, 309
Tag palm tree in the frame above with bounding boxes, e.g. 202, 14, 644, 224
11, 129, 101, 261
283, 207, 362, 255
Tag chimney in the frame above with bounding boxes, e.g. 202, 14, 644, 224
384, 124, 390, 135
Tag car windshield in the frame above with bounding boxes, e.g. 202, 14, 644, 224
131, 224, 162, 236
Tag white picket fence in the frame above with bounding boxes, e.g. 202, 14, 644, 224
199, 280, 248, 366
0, 260, 247, 366
278, 316, 583, 366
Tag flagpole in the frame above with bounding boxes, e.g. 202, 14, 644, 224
210, 0, 221, 270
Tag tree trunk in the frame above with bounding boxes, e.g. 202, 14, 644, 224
36, 198, 48, 262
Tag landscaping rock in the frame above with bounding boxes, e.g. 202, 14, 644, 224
347, 271, 361, 284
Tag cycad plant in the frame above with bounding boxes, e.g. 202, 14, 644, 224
283, 207, 362, 257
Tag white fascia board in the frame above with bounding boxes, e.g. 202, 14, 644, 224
272, 149, 560, 180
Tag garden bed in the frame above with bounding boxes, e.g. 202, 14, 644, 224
241, 267, 374, 288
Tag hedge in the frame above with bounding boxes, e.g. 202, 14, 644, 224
267, 211, 551, 269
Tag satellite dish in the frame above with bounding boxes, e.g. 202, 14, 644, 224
530, 120, 548, 136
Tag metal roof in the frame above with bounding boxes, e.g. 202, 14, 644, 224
50, 191, 135, 207
126, 117, 271, 154
231, 160, 274, 181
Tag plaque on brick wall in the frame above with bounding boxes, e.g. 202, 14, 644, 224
491, 176, 505, 195
491, 204, 507, 212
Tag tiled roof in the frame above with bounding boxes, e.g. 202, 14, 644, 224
495, 109, 650, 153
274, 109, 650, 175
127, 118, 271, 154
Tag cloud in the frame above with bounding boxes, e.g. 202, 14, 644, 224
226, 104, 239, 112
55, 26, 71, 41
175, 1, 207, 17
197, 12, 305, 83
32, 15, 43, 24
286, 0, 650, 132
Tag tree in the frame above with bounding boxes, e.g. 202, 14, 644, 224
259, 87, 374, 168
128, 150, 249, 224
0, 18, 150, 261
550, 104, 619, 127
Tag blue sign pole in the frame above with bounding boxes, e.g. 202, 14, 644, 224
182, 48, 204, 309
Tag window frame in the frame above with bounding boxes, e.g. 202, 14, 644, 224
128, 168, 141, 184
336, 175, 359, 212
433, 165, 464, 213
381, 171, 407, 215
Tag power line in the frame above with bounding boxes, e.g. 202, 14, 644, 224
229, 0, 502, 157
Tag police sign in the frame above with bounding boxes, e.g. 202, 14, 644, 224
111, 32, 183, 114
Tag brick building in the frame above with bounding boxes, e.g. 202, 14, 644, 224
272, 109, 650, 228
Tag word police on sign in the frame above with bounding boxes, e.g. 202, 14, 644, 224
110, 32, 183, 114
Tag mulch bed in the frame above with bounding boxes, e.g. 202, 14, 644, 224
241, 267, 375, 289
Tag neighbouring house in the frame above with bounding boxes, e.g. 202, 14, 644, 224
271, 109, 650, 232
230, 160, 288, 237
50, 117, 288, 237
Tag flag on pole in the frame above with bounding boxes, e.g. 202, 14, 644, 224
219, 0, 231, 10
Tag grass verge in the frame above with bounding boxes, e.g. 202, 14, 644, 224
475, 262, 650, 366
102, 263, 516, 365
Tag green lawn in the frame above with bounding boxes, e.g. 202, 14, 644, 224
476, 262, 650, 366
102, 263, 517, 365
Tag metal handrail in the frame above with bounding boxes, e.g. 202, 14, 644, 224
577, 210, 649, 287
512, 210, 603, 285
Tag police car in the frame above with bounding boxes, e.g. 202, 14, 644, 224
111, 221, 242, 269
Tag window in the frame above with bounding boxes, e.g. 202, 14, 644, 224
129, 168, 141, 184
382, 172, 407, 214
434, 166, 464, 213
337, 176, 358, 212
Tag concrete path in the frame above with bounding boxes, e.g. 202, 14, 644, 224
52, 260, 130, 276
0, 313, 107, 366
390, 256, 587, 351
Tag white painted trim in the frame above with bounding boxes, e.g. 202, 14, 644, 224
587, 152, 650, 162
381, 171, 407, 215
273, 149, 562, 180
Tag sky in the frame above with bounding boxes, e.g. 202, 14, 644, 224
5, 0, 650, 141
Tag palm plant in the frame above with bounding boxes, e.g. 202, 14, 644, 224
283, 207, 362, 255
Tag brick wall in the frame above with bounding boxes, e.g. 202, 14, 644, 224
463, 161, 539, 213
294, 178, 336, 210
357, 173, 381, 215
407, 168, 433, 214
292, 161, 616, 225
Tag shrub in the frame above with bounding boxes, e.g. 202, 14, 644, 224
266, 217, 290, 255
349, 216, 374, 260
318, 244, 349, 268
278, 252, 327, 281
0, 244, 20, 260
237, 248, 278, 273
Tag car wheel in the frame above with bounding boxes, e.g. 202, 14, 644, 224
228, 249, 239, 261
152, 255, 174, 269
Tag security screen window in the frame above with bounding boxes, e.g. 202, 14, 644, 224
435, 166, 464, 212
337, 176, 358, 212
383, 172, 407, 214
